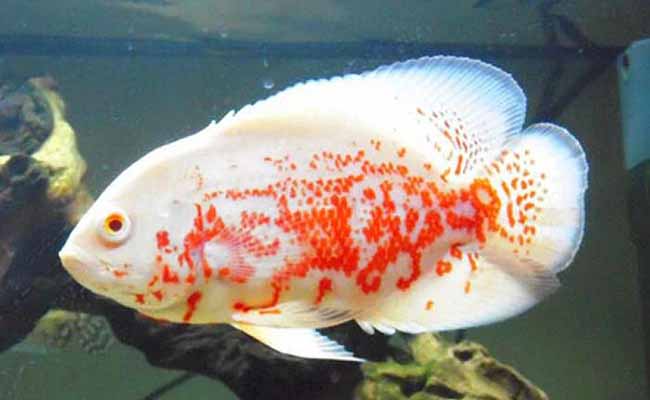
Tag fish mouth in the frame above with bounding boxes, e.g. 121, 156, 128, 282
59, 243, 95, 274
59, 244, 112, 293
59, 244, 171, 310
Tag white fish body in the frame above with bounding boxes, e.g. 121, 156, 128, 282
59, 56, 588, 361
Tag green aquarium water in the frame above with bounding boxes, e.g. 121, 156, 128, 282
0, 1, 648, 399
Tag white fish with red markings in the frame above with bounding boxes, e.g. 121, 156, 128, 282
59, 56, 588, 361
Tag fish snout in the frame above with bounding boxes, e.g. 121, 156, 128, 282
59, 244, 121, 296
59, 244, 94, 273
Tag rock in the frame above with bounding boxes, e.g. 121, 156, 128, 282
357, 333, 548, 400
0, 79, 53, 156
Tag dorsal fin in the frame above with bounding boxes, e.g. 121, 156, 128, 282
215, 56, 526, 184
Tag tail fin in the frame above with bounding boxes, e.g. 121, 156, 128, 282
480, 123, 588, 274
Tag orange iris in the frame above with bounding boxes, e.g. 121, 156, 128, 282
105, 213, 125, 234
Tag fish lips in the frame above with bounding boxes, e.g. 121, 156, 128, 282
59, 243, 96, 277
59, 244, 181, 310
59, 244, 124, 297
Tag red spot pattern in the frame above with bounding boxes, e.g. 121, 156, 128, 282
440, 168, 450, 183
162, 265, 179, 283
436, 260, 453, 276
148, 138, 540, 318
183, 291, 202, 322
487, 148, 544, 254
156, 230, 170, 250
467, 253, 478, 272
315, 277, 332, 304
113, 270, 128, 278
449, 243, 462, 259
148, 275, 159, 287
259, 308, 282, 315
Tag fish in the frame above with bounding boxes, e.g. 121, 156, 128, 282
59, 56, 588, 362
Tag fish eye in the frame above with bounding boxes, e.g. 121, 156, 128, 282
97, 207, 132, 245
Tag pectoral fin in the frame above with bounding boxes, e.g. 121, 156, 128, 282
230, 322, 364, 362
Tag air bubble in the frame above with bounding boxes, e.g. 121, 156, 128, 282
262, 78, 275, 90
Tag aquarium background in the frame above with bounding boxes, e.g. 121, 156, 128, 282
0, 0, 649, 399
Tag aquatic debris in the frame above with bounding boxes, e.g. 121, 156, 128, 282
261, 77, 275, 90
0, 76, 90, 353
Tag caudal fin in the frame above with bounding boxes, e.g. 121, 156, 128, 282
479, 123, 588, 274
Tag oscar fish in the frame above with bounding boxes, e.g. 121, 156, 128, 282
59, 56, 588, 361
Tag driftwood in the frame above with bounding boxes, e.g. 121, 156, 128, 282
0, 77, 87, 352
0, 78, 548, 400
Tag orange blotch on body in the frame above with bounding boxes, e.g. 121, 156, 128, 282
507, 203, 516, 227
454, 154, 463, 175
315, 277, 333, 305
467, 253, 478, 272
436, 260, 453, 276
259, 308, 282, 315
440, 168, 451, 183
363, 187, 376, 200
113, 270, 128, 278
152, 290, 164, 301
156, 230, 170, 250
162, 265, 180, 283
148, 275, 159, 287
183, 291, 203, 322
449, 242, 462, 259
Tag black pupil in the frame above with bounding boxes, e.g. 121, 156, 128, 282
108, 217, 123, 232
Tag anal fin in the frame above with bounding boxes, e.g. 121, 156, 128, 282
231, 322, 364, 362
